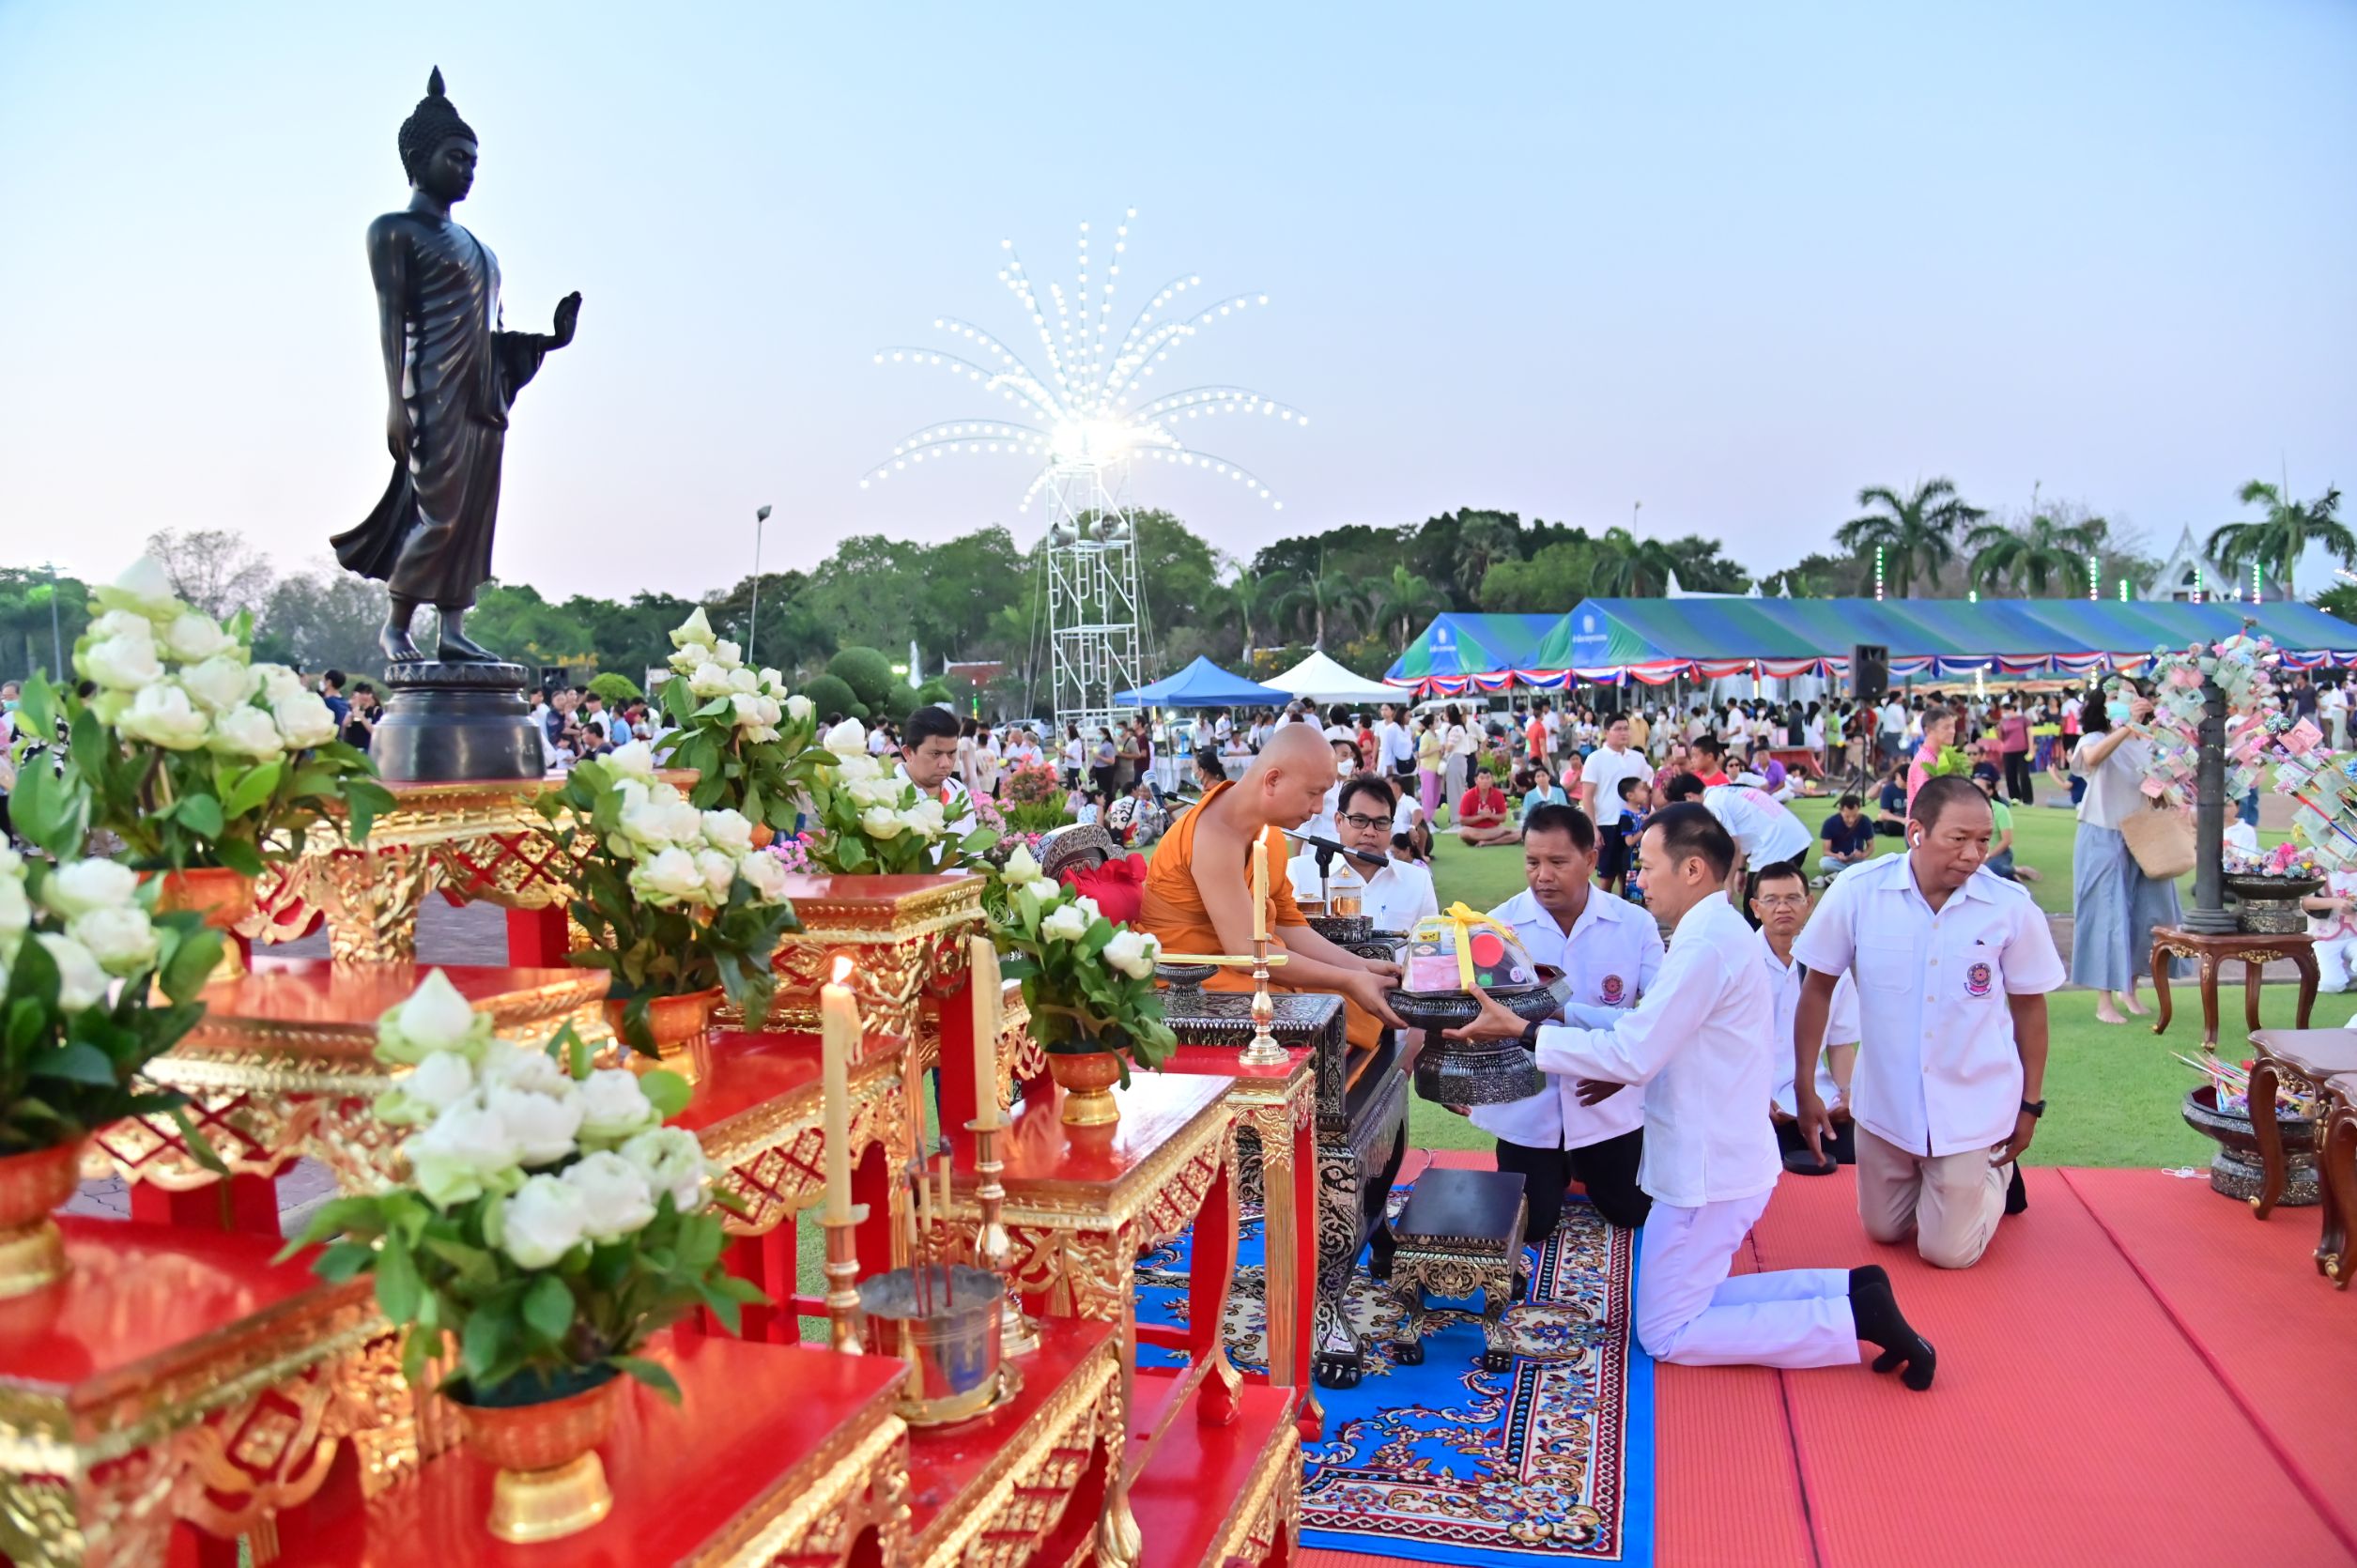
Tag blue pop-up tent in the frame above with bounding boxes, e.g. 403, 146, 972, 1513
1113, 656, 1291, 708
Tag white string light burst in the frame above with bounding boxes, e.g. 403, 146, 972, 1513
862, 208, 1305, 514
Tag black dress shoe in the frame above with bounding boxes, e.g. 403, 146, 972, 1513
2005, 1163, 2028, 1216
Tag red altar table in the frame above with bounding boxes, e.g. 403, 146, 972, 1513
0, 1218, 385, 1568
277, 1335, 910, 1566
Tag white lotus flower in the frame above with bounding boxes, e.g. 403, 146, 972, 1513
858, 806, 905, 840
86, 608, 154, 643
785, 694, 814, 723
726, 666, 759, 695
1040, 903, 1090, 943
210, 704, 284, 759
97, 556, 179, 617
80, 627, 163, 691
402, 1051, 476, 1116
68, 906, 160, 977
501, 1174, 588, 1268
736, 849, 790, 903
248, 663, 307, 702
848, 776, 901, 810
619, 1126, 708, 1214
608, 740, 657, 781
630, 847, 709, 905
271, 690, 338, 748
700, 809, 755, 856
403, 1096, 521, 1206
1104, 928, 1158, 980
823, 717, 869, 757
0, 880, 29, 970
901, 798, 947, 838
1001, 846, 1045, 888
117, 682, 210, 750
485, 1084, 585, 1167
181, 654, 258, 714
561, 1152, 656, 1242
162, 610, 236, 663
670, 607, 716, 649
687, 663, 733, 699
43, 858, 138, 918
476, 1040, 572, 1098
37, 934, 108, 1010
693, 848, 737, 902
575, 1069, 657, 1145
832, 752, 882, 783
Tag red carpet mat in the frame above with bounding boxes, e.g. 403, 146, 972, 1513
1312, 1160, 2357, 1568
2061, 1166, 2357, 1554
1747, 1165, 2354, 1568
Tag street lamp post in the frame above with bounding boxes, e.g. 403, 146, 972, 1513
42, 561, 63, 677
747, 504, 773, 667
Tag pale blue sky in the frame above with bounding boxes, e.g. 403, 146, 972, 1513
1, 1, 2350, 601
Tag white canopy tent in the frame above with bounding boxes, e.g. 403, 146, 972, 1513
1262, 650, 1409, 706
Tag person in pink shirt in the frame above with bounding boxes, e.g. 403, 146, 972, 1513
1996, 700, 2033, 802
1904, 706, 1958, 810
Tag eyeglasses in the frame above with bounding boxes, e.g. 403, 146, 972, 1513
1752, 893, 1809, 910
1339, 812, 1391, 832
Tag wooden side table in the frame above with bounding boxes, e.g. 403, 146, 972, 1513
2245, 1030, 2357, 1225
2323, 1076, 2357, 1290
1386, 1169, 1529, 1374
2149, 926, 2318, 1048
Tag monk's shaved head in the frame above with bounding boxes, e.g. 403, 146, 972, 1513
1238, 722, 1335, 831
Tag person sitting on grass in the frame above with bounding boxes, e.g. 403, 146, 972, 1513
1456, 767, 1520, 846
1873, 762, 1909, 838
1518, 763, 1569, 826
1971, 762, 2024, 882
1819, 793, 1877, 881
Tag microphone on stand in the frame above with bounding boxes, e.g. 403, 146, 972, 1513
1281, 827, 1390, 873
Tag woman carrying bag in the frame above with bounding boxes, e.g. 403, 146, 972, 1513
2069, 684, 2186, 1023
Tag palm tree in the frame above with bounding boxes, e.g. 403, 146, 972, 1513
1362, 563, 1448, 646
1275, 572, 1366, 650
1836, 478, 1985, 597
1454, 514, 1516, 602
2211, 480, 2350, 599
1964, 511, 2104, 596
1225, 572, 1290, 657
1589, 528, 1683, 596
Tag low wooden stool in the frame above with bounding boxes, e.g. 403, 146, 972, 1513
1387, 1168, 1528, 1372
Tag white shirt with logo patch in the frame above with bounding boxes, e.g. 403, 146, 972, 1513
1791, 853, 2064, 1157
1468, 887, 1665, 1151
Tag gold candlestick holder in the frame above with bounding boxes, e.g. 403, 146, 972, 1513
964, 1117, 1040, 1357
823, 1205, 868, 1354
1159, 947, 1291, 1068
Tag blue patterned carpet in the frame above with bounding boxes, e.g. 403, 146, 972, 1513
1136, 1187, 1654, 1565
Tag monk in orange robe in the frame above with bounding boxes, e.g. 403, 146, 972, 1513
1142, 725, 1405, 1050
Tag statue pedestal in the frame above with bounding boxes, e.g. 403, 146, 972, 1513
373, 660, 543, 782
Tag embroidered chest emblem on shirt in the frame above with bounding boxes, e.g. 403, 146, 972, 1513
1964, 961, 1994, 998
1599, 974, 1625, 1005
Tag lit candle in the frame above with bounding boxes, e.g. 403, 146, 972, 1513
820, 957, 857, 1224
969, 935, 1003, 1130
1252, 836, 1270, 941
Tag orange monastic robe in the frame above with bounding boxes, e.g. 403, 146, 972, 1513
1140, 781, 1384, 1051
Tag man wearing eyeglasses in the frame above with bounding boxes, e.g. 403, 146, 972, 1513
1752, 862, 1860, 1168
1286, 775, 1438, 933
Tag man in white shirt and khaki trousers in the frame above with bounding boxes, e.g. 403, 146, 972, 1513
1792, 775, 2064, 1269
1450, 803, 1937, 1388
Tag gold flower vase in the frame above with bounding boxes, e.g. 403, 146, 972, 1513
455, 1369, 624, 1545
0, 1141, 85, 1299
604, 987, 723, 1084
1044, 1049, 1124, 1128
148, 867, 257, 981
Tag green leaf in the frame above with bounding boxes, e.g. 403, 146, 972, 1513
160, 927, 225, 1003
29, 1041, 117, 1086
222, 761, 285, 818
167, 1106, 231, 1176
316, 1240, 378, 1283
460, 1296, 509, 1377
521, 1273, 576, 1343
637, 1068, 691, 1120
610, 1355, 683, 1404
374, 1236, 423, 1325
214, 838, 268, 879
694, 1279, 745, 1337
175, 793, 224, 838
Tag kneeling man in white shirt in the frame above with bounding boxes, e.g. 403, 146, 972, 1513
1464, 803, 1663, 1239
1791, 775, 2063, 1268
1449, 804, 1937, 1389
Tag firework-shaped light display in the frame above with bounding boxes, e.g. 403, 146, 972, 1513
865, 211, 1302, 730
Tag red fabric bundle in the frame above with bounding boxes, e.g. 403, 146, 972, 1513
1061, 853, 1148, 926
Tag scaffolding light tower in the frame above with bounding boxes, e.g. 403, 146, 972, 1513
1043, 454, 1145, 736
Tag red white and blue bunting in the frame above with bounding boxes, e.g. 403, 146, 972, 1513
1396, 649, 2357, 698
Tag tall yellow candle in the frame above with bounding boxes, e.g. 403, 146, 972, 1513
969, 935, 1003, 1130
1252, 836, 1270, 941
820, 958, 857, 1224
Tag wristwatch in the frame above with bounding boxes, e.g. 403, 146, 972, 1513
2020, 1099, 2046, 1118
1519, 1018, 1544, 1051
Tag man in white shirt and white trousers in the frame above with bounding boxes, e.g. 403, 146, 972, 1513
1464, 803, 1665, 1239
1449, 803, 1937, 1388
1792, 774, 2063, 1269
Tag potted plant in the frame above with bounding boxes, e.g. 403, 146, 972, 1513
992, 848, 1174, 1127
650, 607, 828, 841
285, 971, 763, 1544
0, 846, 223, 1297
539, 746, 801, 1057
5, 559, 393, 970
801, 717, 998, 875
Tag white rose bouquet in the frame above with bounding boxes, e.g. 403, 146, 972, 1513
6, 558, 394, 876
801, 716, 998, 876
650, 607, 828, 838
538, 750, 801, 1053
990, 848, 1175, 1076
285, 971, 763, 1401
0, 845, 224, 1155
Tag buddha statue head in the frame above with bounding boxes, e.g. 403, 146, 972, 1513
398, 67, 478, 204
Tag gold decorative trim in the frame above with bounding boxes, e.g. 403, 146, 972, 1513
913, 1333, 1121, 1566
692, 1405, 910, 1567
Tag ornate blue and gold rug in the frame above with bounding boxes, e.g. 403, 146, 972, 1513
1136, 1188, 1653, 1565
